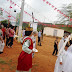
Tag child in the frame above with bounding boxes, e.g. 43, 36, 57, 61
54, 37, 70, 72
52, 37, 58, 56
16, 27, 34, 72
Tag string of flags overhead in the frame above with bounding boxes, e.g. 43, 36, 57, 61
42, 0, 72, 22
1, 0, 72, 27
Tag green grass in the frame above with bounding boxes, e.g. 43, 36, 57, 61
0, 58, 16, 71
0, 61, 7, 64
9, 59, 12, 63
1, 68, 5, 71
0, 58, 7, 64
9, 66, 16, 70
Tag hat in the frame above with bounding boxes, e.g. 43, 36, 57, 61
26, 24, 33, 31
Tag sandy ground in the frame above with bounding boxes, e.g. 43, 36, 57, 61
0, 36, 60, 72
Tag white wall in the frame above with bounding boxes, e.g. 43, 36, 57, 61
30, 22, 37, 31
43, 27, 64, 37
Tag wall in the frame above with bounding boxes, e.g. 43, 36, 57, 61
43, 27, 64, 37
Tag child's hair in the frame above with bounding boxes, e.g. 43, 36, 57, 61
33, 31, 37, 35
56, 37, 58, 39
25, 31, 32, 36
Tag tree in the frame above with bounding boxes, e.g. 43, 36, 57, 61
57, 3, 72, 25
1, 20, 12, 27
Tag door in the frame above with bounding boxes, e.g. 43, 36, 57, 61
53, 30, 57, 36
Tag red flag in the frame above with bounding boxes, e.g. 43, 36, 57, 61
62, 25, 64, 27
9, 6, 12, 8
49, 3, 51, 6
15, 4, 16, 6
52, 5, 54, 8
67, 16, 69, 19
10, 0, 12, 3
71, 25, 72, 27
46, 1, 49, 4
54, 7, 57, 10
68, 25, 70, 27
12, 2, 14, 4
61, 13, 63, 14
70, 18, 72, 21
8, 16, 11, 17
63, 14, 67, 17
43, 0, 45, 2
57, 10, 60, 12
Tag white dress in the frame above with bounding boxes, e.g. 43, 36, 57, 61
58, 38, 64, 51
63, 45, 72, 72
54, 50, 67, 72
54, 37, 69, 72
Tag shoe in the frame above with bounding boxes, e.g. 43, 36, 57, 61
40, 45, 42, 46
52, 54, 54, 55
7, 46, 10, 48
55, 54, 58, 56
10, 46, 13, 48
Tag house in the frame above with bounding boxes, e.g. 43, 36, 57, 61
43, 27, 64, 37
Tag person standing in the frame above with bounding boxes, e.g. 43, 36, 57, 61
0, 25, 5, 54
42, 29, 43, 40
16, 27, 34, 72
58, 34, 67, 52
38, 30, 42, 46
1, 25, 6, 41
8, 26, 15, 48
52, 37, 58, 55
5, 26, 10, 47
31, 31, 37, 58
54, 35, 70, 72
54, 43, 69, 72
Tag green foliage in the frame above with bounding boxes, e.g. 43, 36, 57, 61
1, 20, 8, 27
60, 27, 72, 33
57, 3, 72, 25
22, 22, 29, 29
1, 20, 12, 27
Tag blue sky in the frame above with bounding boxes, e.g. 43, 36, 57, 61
0, 0, 72, 23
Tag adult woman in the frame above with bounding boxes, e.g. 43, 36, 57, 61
16, 27, 34, 72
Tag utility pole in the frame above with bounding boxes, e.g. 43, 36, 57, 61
32, 12, 34, 22
18, 0, 25, 42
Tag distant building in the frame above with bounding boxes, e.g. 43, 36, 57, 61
43, 27, 64, 37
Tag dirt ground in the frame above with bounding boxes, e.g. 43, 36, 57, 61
0, 36, 60, 72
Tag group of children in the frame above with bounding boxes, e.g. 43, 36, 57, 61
54, 34, 72, 72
